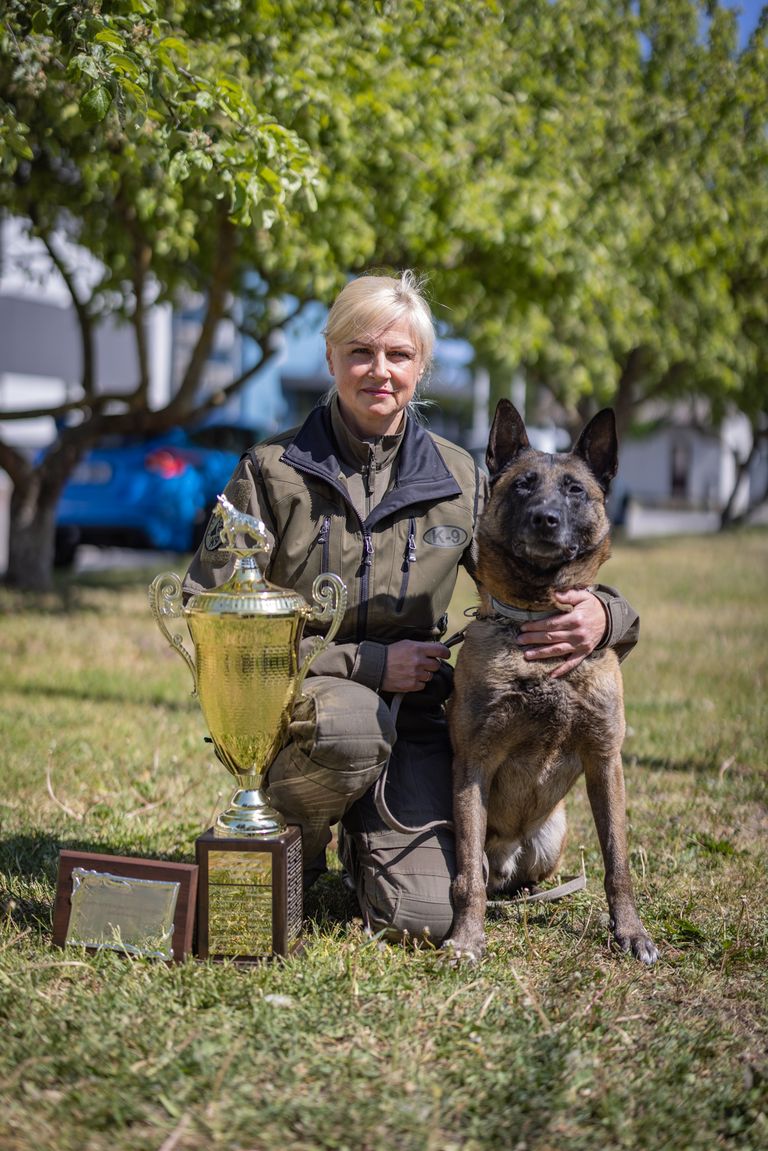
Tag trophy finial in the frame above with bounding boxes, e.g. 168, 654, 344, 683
214, 493, 270, 559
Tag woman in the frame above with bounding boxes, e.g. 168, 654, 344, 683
184, 271, 639, 943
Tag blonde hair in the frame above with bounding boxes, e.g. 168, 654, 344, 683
324, 270, 436, 368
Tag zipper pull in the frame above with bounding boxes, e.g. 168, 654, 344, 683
364, 454, 374, 500
362, 533, 374, 568
407, 518, 417, 564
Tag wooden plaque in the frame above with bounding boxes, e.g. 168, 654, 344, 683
53, 850, 198, 963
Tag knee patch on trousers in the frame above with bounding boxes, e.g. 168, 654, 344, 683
288, 678, 396, 773
264, 678, 397, 862
341, 828, 456, 945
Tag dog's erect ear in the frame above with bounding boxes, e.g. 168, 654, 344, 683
572, 408, 618, 491
486, 399, 530, 478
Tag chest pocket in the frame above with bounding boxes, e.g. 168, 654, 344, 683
265, 494, 339, 596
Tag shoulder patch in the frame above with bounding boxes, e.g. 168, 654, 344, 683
423, 525, 469, 548
204, 515, 223, 552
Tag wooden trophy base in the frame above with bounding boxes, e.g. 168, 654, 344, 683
195, 825, 303, 963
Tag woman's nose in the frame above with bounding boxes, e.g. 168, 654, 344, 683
369, 350, 390, 378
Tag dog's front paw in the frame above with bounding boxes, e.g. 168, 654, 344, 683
631, 934, 659, 965
440, 931, 487, 965
614, 928, 659, 966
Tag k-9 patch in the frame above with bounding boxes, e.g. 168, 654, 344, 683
423, 525, 469, 548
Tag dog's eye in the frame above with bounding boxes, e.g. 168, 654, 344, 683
516, 472, 538, 492
565, 480, 585, 497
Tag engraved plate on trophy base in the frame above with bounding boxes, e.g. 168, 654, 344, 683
195, 825, 303, 962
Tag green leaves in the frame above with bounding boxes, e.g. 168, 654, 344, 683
79, 85, 112, 124
1, 0, 765, 436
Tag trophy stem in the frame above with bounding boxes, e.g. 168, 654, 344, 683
215, 780, 286, 837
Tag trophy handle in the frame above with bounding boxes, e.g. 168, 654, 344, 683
295, 572, 348, 697
148, 572, 197, 692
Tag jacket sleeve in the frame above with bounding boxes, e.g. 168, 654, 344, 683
297, 637, 387, 691
591, 584, 640, 662
461, 466, 488, 582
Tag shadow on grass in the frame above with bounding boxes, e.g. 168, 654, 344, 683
627, 753, 732, 773
70, 561, 188, 592
8, 679, 195, 711
302, 870, 360, 932
0, 556, 190, 615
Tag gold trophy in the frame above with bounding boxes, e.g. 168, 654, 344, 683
149, 494, 347, 961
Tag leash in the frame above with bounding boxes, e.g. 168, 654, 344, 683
486, 872, 587, 906
371, 624, 467, 835
373, 692, 455, 836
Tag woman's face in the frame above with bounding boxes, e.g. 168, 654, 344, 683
325, 321, 423, 439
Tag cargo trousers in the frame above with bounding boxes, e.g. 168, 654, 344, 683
265, 667, 457, 944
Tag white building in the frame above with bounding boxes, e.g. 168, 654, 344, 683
0, 215, 174, 452
610, 406, 768, 534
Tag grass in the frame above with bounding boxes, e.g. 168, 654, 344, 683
1, 531, 767, 1151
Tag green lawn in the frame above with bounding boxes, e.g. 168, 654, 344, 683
1, 531, 766, 1151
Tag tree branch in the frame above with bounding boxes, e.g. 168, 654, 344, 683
114, 187, 153, 408
171, 210, 238, 415
33, 220, 98, 400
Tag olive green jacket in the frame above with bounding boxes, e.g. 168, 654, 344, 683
184, 402, 638, 689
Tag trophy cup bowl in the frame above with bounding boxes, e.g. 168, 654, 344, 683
149, 494, 347, 839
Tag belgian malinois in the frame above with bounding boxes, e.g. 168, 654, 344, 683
445, 400, 658, 965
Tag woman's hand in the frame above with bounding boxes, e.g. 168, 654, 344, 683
381, 640, 451, 693
516, 589, 608, 679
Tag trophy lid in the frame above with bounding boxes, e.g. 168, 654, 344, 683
185, 558, 309, 619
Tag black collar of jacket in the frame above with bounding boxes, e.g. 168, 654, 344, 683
280, 404, 462, 527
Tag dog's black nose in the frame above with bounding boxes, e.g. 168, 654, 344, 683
531, 507, 562, 531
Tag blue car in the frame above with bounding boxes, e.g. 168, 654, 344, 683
53, 423, 265, 567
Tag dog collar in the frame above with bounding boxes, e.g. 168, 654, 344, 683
488, 596, 559, 622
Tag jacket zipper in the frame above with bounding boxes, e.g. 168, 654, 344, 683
317, 515, 331, 571
358, 529, 374, 639
396, 516, 417, 613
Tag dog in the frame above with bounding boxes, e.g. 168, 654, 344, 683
444, 399, 658, 965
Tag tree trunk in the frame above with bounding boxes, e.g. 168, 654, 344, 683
4, 472, 62, 591
720, 432, 761, 529
612, 347, 649, 441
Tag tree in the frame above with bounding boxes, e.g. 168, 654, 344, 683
2, 1, 766, 591
0, 0, 496, 589
0, 0, 320, 588
423, 0, 767, 498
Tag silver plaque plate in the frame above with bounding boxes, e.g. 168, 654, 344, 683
65, 868, 181, 960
